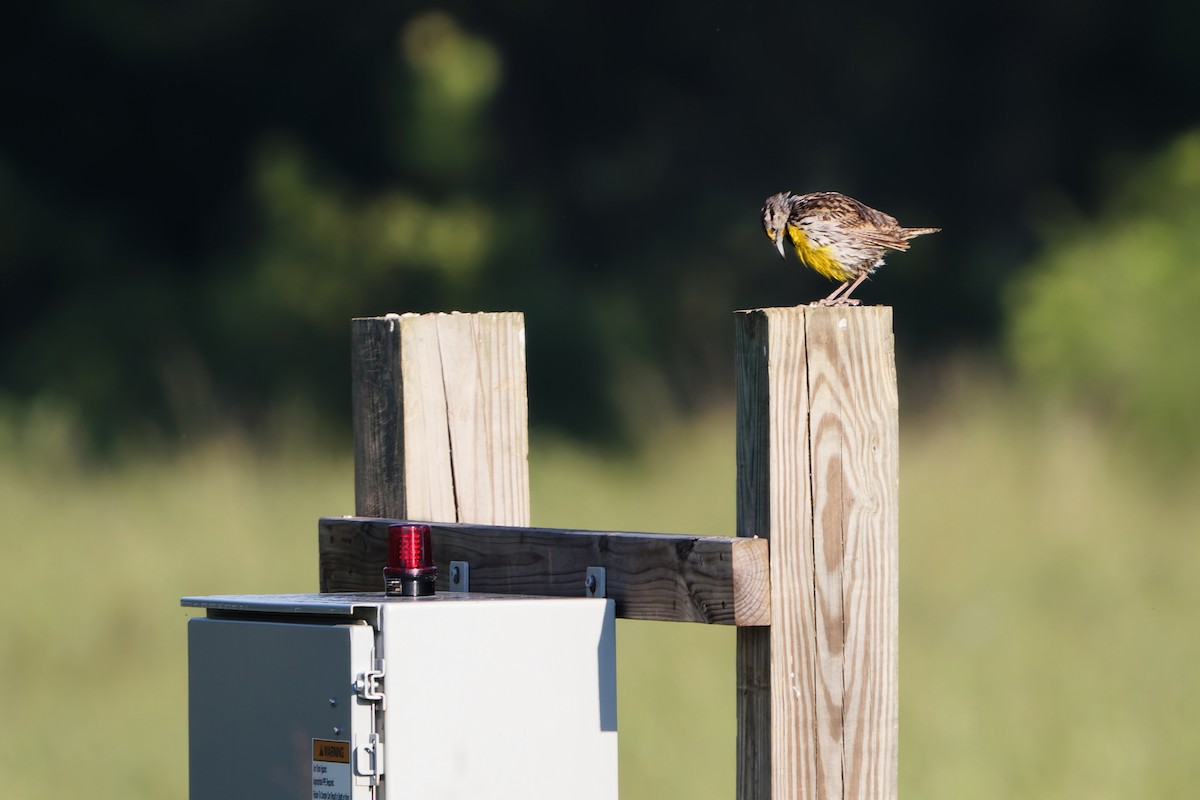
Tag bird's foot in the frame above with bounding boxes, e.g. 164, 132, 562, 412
809, 297, 862, 308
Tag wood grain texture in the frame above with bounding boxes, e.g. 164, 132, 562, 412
736, 308, 820, 799
319, 517, 770, 626
350, 312, 530, 526
352, 315, 405, 518
735, 306, 898, 800
807, 308, 898, 800
736, 626, 773, 799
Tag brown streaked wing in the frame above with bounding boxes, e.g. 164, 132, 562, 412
790, 192, 910, 251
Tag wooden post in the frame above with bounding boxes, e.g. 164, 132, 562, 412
351, 312, 530, 525
735, 307, 899, 800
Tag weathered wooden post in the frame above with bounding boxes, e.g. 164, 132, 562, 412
327, 313, 769, 613
350, 311, 530, 525
735, 306, 900, 800
334, 306, 897, 799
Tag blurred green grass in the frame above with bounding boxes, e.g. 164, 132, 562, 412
3, 386, 1199, 798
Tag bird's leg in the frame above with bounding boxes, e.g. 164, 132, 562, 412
813, 280, 851, 306
835, 272, 871, 305
813, 272, 869, 307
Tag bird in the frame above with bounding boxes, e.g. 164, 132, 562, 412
761, 191, 939, 306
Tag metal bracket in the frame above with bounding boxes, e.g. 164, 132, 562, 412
585, 566, 606, 598
449, 560, 470, 592
353, 658, 386, 711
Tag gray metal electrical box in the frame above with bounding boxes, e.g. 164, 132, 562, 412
183, 593, 618, 800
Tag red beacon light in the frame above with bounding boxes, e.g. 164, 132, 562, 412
384, 523, 437, 597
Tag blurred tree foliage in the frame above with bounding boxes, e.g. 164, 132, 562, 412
2, 1, 1199, 450
1008, 130, 1200, 465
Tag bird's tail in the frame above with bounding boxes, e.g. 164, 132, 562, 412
901, 226, 940, 240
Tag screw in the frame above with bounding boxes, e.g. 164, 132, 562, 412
333, 726, 342, 736
450, 565, 461, 584
585, 574, 597, 595
329, 697, 337, 707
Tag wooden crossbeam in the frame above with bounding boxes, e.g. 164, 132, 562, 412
319, 517, 771, 626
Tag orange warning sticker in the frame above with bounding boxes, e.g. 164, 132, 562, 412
312, 739, 350, 763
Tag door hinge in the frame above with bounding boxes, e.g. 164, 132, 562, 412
353, 658, 386, 711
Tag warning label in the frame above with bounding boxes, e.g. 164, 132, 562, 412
313, 739, 350, 763
312, 739, 352, 800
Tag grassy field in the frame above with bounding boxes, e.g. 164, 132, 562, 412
2, 386, 1199, 798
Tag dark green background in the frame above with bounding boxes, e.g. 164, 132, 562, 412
3, 1, 1197, 448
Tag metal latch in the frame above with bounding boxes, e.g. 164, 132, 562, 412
354, 732, 383, 785
353, 659, 386, 711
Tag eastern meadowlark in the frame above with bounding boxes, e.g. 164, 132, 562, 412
761, 191, 939, 306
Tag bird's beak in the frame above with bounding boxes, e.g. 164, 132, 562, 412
774, 231, 787, 259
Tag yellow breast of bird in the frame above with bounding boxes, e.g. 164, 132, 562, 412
786, 225, 857, 282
